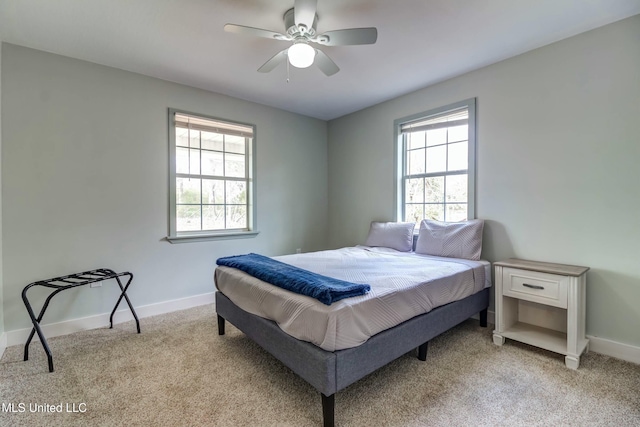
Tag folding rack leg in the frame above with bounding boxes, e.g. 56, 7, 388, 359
22, 286, 62, 372
109, 273, 140, 333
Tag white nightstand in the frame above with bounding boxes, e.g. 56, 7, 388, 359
492, 258, 589, 369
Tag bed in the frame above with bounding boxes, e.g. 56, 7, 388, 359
214, 220, 490, 427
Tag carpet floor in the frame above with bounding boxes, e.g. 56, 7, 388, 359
1, 304, 638, 426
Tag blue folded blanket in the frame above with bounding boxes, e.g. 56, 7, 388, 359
216, 253, 370, 305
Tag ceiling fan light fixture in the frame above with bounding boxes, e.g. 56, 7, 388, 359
287, 42, 315, 68
225, 0, 377, 76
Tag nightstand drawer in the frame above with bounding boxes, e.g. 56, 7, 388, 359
502, 267, 568, 308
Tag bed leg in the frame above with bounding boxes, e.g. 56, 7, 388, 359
217, 315, 225, 335
321, 393, 335, 427
417, 342, 428, 361
479, 308, 488, 328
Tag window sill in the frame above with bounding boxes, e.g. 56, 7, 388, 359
166, 231, 260, 244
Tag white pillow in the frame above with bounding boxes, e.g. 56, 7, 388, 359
415, 219, 484, 260
365, 221, 416, 252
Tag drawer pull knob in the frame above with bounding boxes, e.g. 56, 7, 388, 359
523, 283, 544, 290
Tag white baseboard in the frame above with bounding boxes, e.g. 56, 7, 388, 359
0, 332, 7, 360
6, 292, 215, 347
587, 335, 640, 365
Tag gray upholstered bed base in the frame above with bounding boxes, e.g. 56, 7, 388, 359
216, 288, 489, 426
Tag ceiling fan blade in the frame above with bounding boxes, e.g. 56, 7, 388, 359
224, 24, 289, 41
257, 49, 288, 73
294, 0, 317, 30
314, 50, 339, 76
316, 28, 378, 46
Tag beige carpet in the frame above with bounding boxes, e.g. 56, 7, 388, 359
1, 304, 638, 426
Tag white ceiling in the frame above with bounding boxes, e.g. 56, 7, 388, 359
1, 0, 639, 120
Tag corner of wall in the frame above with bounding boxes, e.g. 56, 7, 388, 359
0, 41, 6, 353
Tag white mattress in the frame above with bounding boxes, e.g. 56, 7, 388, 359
215, 246, 491, 352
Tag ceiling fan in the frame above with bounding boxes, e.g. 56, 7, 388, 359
224, 0, 377, 76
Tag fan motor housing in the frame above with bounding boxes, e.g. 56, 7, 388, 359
284, 8, 318, 37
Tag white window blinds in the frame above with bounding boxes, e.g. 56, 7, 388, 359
174, 113, 253, 138
400, 108, 468, 134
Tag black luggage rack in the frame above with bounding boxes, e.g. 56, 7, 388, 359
22, 268, 140, 372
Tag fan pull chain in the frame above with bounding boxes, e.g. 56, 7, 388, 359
286, 58, 290, 83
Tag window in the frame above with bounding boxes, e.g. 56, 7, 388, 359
395, 99, 476, 227
168, 109, 257, 242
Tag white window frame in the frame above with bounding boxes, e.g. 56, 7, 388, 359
394, 98, 477, 225
167, 108, 258, 243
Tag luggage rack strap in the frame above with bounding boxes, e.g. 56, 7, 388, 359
31, 268, 129, 289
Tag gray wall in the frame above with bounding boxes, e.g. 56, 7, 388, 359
327, 16, 640, 347
1, 44, 328, 332
0, 42, 4, 338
